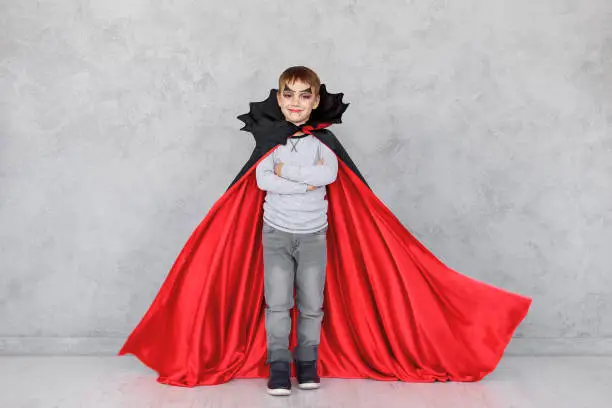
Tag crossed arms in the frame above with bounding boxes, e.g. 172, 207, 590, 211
255, 144, 338, 194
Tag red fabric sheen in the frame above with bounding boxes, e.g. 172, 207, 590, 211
118, 143, 532, 387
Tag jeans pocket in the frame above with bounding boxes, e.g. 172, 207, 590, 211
315, 226, 328, 235
262, 223, 276, 234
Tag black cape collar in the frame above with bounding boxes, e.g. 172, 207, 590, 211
236, 84, 349, 147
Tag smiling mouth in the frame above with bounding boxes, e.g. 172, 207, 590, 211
288, 109, 302, 113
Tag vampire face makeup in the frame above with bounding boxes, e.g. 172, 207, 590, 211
276, 79, 320, 126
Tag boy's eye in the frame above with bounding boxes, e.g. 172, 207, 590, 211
282, 93, 312, 99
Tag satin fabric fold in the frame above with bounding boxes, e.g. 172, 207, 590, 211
118, 144, 532, 387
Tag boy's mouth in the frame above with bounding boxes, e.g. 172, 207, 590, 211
288, 109, 302, 113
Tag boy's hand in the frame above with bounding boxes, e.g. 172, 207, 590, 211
274, 162, 284, 176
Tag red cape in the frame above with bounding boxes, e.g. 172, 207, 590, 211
118, 144, 532, 387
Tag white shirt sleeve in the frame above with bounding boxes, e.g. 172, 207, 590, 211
280, 142, 338, 187
255, 150, 309, 194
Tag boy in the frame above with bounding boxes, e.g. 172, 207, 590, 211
255, 66, 338, 396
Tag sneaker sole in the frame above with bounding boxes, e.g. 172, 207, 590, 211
298, 382, 321, 390
267, 388, 291, 396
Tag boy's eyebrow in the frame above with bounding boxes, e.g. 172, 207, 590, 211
283, 84, 313, 93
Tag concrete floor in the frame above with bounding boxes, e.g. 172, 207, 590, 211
0, 356, 610, 408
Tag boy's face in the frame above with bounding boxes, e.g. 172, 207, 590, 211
276, 79, 320, 126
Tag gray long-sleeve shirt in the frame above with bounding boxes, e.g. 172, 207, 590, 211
255, 134, 338, 233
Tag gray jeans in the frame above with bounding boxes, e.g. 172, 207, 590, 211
262, 222, 328, 363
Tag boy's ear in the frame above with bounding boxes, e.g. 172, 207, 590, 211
313, 93, 320, 109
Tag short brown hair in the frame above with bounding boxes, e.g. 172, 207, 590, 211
278, 66, 321, 96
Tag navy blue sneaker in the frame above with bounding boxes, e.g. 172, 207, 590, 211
267, 361, 291, 396
296, 360, 320, 390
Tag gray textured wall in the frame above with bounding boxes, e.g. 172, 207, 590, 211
1, 0, 611, 355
